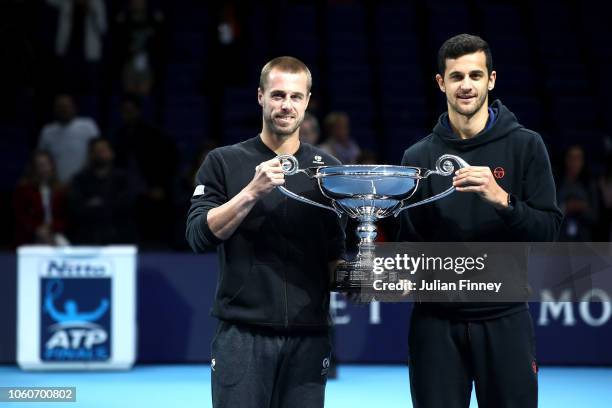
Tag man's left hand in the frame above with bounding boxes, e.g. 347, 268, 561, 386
453, 166, 509, 209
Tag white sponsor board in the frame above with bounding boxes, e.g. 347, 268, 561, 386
17, 246, 136, 370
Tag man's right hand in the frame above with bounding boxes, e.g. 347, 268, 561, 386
246, 158, 286, 199
206, 158, 287, 241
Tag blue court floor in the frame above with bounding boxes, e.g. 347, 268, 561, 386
1, 364, 610, 407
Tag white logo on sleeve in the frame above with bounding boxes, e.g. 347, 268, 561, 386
211, 358, 216, 371
193, 185, 205, 196
321, 357, 330, 376
313, 155, 324, 165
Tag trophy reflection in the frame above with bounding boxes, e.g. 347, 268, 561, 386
277, 154, 468, 292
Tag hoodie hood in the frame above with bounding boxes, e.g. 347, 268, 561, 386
432, 100, 523, 151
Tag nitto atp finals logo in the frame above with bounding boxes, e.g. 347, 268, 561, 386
40, 258, 112, 362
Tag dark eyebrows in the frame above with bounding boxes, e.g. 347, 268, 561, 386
269, 89, 305, 97
448, 69, 485, 78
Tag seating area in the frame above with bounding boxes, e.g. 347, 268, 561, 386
1, 0, 611, 247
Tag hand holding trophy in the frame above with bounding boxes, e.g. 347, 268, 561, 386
276, 154, 469, 294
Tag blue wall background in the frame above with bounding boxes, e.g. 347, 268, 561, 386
1, 252, 611, 365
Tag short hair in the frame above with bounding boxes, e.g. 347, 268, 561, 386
259, 56, 312, 92
437, 34, 493, 76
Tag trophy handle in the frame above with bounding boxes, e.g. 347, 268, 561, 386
393, 154, 469, 216
276, 154, 343, 217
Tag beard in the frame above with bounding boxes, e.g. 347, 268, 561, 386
449, 91, 487, 118
264, 112, 304, 137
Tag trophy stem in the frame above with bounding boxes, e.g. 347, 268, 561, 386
275, 152, 469, 295
356, 220, 377, 244
356, 219, 377, 257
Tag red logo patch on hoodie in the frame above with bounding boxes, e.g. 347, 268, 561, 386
493, 167, 505, 179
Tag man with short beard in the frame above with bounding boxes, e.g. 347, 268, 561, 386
398, 34, 562, 407
186, 56, 346, 408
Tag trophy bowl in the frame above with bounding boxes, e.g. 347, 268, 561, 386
315, 165, 422, 217
277, 154, 469, 292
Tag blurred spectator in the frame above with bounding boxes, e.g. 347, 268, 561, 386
67, 138, 137, 244
596, 154, 612, 241
13, 151, 69, 247
320, 112, 361, 164
299, 112, 320, 145
112, 0, 167, 96
207, 1, 249, 141
557, 145, 599, 241
305, 92, 322, 118
38, 94, 100, 183
113, 94, 178, 247
213, 1, 248, 86
47, 0, 107, 92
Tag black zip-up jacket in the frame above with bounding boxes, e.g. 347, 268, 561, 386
399, 100, 563, 320
186, 135, 346, 330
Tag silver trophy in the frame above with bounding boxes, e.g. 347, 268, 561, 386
277, 154, 469, 291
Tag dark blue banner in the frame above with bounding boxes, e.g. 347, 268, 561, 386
40, 278, 111, 362
1, 252, 611, 365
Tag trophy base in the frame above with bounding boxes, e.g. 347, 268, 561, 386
332, 261, 400, 292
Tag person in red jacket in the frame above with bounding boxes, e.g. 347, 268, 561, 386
13, 150, 69, 247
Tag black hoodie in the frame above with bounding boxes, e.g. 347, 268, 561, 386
399, 100, 563, 319
186, 135, 346, 330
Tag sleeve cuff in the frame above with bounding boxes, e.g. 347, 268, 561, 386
199, 210, 223, 247
495, 194, 524, 227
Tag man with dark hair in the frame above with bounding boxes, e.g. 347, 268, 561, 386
437, 33, 493, 76
399, 34, 562, 407
186, 56, 345, 408
68, 139, 137, 244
